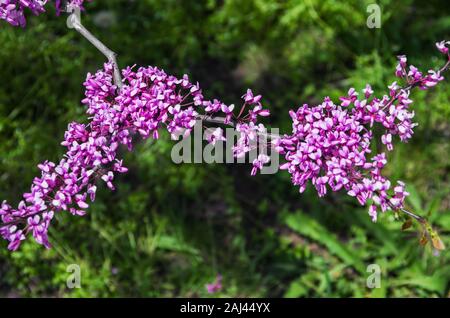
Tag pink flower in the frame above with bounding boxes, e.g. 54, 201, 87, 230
363, 84, 374, 98
436, 40, 449, 55
0, 39, 448, 250
206, 274, 222, 294
75, 194, 89, 209
207, 128, 226, 145
0, 0, 90, 27
423, 70, 444, 87
220, 104, 235, 124
369, 205, 377, 222
101, 172, 115, 190
242, 89, 262, 104
339, 88, 358, 107
251, 154, 270, 176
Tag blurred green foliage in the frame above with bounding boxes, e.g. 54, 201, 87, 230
0, 0, 449, 297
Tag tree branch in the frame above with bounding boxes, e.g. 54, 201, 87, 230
66, 7, 122, 89
63, 8, 279, 139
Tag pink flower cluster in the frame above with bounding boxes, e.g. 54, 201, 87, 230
274, 42, 449, 222
0, 62, 270, 250
0, 40, 448, 250
0, 0, 89, 27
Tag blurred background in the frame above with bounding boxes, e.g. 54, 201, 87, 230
0, 0, 449, 297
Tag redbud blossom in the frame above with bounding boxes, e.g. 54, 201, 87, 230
0, 37, 448, 250
0, 0, 90, 27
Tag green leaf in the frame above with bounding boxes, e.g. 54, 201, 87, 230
285, 211, 365, 273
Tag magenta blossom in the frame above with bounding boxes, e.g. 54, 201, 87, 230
275, 42, 449, 222
0, 61, 272, 250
